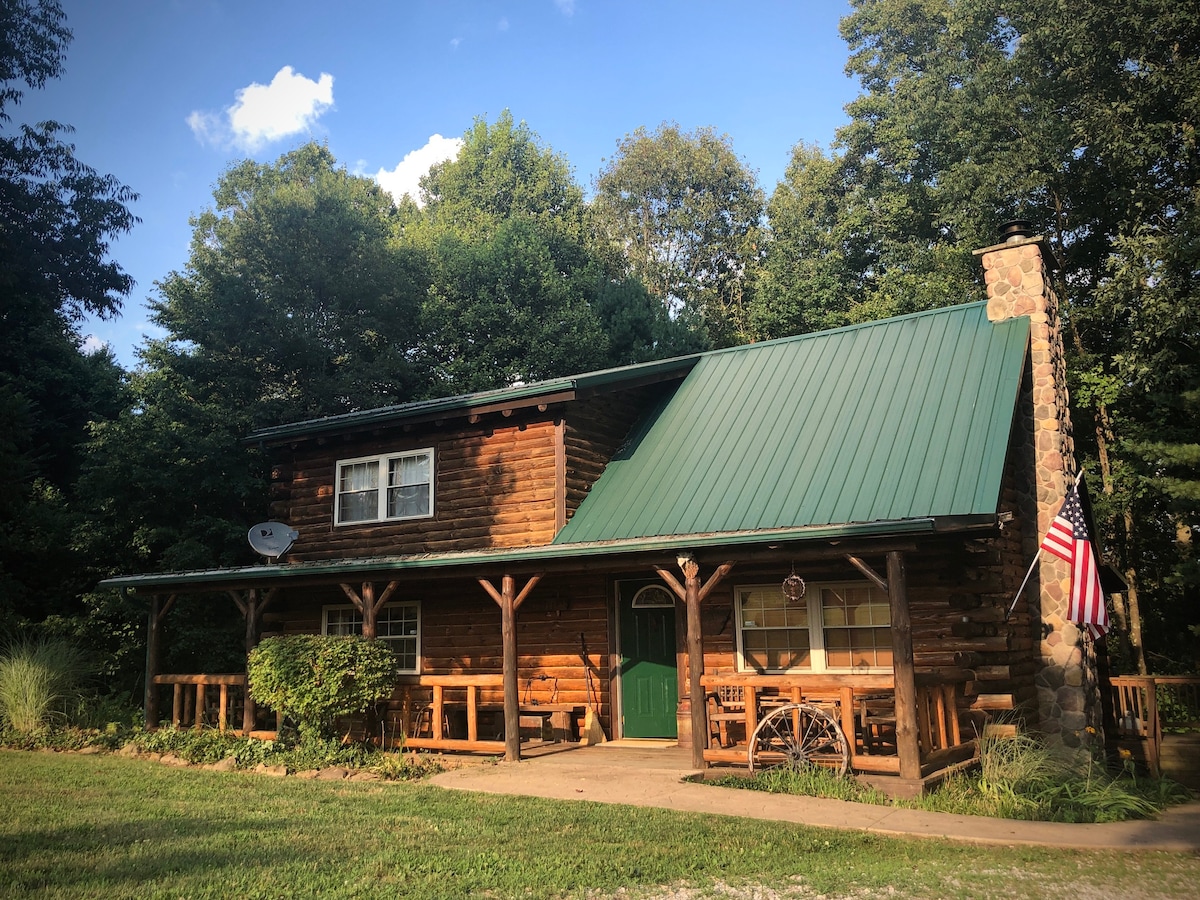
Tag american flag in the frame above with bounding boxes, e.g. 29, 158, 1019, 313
1040, 482, 1108, 639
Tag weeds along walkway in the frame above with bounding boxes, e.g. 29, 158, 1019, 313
428, 743, 1200, 853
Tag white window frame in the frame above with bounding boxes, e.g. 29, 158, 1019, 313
334, 448, 434, 526
734, 581, 892, 675
321, 601, 421, 674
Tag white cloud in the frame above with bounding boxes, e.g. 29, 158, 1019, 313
188, 66, 335, 152
80, 334, 107, 355
554, 0, 575, 15
498, 17, 509, 30
374, 134, 464, 206
449, 36, 461, 49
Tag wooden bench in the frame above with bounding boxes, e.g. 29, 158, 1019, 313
517, 704, 583, 743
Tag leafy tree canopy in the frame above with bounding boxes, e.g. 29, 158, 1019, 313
0, 0, 136, 624
591, 123, 764, 347
151, 142, 428, 426
758, 0, 1198, 668
418, 110, 586, 243
410, 113, 702, 391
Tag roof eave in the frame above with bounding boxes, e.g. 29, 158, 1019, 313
98, 514, 998, 594
243, 355, 701, 446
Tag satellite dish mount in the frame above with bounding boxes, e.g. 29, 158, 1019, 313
248, 522, 299, 562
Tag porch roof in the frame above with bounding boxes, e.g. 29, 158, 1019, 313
98, 515, 982, 593
554, 301, 1030, 545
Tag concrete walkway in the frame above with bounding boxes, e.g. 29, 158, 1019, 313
429, 741, 1200, 852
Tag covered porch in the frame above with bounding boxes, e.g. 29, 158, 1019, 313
128, 537, 991, 794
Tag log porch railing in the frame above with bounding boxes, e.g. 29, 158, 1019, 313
1109, 675, 1200, 778
700, 672, 976, 778
152, 673, 583, 752
150, 674, 282, 734
390, 674, 584, 752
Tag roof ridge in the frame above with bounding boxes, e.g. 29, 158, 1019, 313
698, 299, 990, 359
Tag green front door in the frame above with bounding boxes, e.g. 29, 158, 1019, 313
619, 581, 678, 738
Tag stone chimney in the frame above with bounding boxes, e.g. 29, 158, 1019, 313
973, 222, 1104, 760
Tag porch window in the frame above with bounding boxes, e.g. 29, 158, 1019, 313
335, 449, 433, 525
737, 586, 812, 672
819, 585, 892, 669
735, 581, 891, 673
322, 602, 420, 673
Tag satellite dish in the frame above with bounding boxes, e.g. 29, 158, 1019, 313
248, 522, 299, 560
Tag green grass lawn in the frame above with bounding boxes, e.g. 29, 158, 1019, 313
1, 751, 1196, 899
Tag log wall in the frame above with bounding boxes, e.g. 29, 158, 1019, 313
262, 573, 615, 734
273, 413, 560, 560
564, 389, 665, 520
267, 384, 671, 562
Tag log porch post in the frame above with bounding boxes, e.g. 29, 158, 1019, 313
655, 557, 735, 770
848, 551, 920, 779
479, 573, 543, 762
143, 593, 176, 729
340, 581, 400, 640
229, 588, 277, 734
887, 551, 921, 780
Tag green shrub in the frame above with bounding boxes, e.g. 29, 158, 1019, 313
125, 726, 401, 772
247, 634, 397, 740
0, 637, 90, 734
131, 726, 256, 765
274, 732, 379, 771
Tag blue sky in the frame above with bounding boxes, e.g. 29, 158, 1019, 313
20, 0, 859, 368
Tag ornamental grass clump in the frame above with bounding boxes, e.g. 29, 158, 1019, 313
247, 634, 397, 741
0, 637, 90, 735
916, 728, 1189, 822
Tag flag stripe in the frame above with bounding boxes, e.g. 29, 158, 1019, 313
1041, 517, 1074, 563
1038, 482, 1108, 638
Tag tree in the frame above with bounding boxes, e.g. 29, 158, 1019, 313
751, 144, 857, 337
418, 110, 586, 243
152, 143, 429, 426
420, 217, 618, 392
0, 0, 137, 624
591, 123, 764, 347
409, 113, 698, 392
764, 0, 1199, 668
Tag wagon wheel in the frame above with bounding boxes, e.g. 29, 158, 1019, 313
747, 702, 851, 777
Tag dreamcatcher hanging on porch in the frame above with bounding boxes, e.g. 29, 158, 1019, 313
781, 564, 806, 603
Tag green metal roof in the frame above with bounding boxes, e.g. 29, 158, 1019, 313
554, 301, 1029, 545
246, 354, 699, 445
100, 300, 1030, 593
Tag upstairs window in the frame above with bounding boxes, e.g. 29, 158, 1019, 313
335, 449, 433, 525
735, 581, 892, 674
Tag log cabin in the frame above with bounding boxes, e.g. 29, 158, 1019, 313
102, 227, 1111, 794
